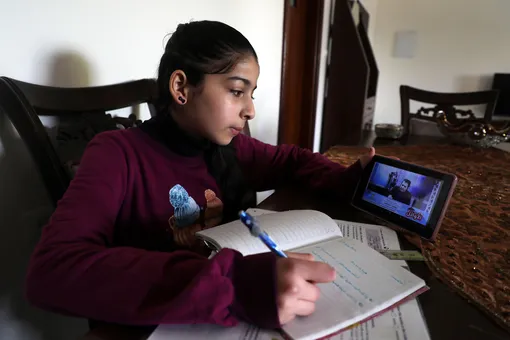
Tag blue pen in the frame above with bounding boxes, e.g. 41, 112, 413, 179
238, 211, 288, 258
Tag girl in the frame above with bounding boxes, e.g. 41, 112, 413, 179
25, 21, 376, 330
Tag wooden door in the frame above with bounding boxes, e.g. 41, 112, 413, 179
277, 0, 324, 149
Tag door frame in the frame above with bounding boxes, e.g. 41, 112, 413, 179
277, 0, 325, 150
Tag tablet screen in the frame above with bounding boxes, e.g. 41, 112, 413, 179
361, 162, 444, 227
352, 155, 457, 241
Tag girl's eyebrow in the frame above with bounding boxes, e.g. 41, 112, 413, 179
227, 76, 257, 90
227, 76, 251, 86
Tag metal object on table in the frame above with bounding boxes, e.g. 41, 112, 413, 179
374, 123, 405, 139
436, 111, 510, 148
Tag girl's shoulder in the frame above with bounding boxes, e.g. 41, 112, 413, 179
87, 127, 154, 154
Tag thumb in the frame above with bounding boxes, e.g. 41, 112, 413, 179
359, 147, 376, 169
366, 147, 375, 157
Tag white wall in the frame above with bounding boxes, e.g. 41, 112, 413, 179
0, 0, 283, 145
371, 0, 510, 125
0, 1, 284, 339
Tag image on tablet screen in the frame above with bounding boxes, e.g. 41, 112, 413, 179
362, 162, 443, 226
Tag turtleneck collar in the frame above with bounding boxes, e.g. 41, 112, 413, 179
139, 113, 211, 157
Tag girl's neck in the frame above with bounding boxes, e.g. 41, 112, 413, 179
170, 110, 201, 140
139, 111, 210, 157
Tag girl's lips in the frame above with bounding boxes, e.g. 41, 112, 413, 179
230, 127, 243, 135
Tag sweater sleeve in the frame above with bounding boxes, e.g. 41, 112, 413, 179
234, 134, 363, 201
24, 132, 279, 329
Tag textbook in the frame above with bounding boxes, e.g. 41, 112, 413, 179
195, 210, 429, 340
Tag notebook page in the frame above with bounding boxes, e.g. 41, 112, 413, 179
335, 219, 407, 267
283, 238, 426, 340
245, 210, 404, 260
244, 210, 407, 266
196, 210, 342, 256
329, 298, 430, 340
149, 299, 430, 340
148, 322, 282, 340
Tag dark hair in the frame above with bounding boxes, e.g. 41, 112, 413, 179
402, 179, 411, 187
156, 20, 258, 222
157, 20, 258, 110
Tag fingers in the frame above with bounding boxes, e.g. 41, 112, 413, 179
280, 275, 321, 301
294, 300, 316, 317
297, 280, 321, 302
276, 258, 335, 325
287, 252, 315, 261
294, 259, 336, 283
278, 299, 316, 325
276, 284, 318, 325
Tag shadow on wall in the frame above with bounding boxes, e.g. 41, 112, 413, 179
45, 50, 93, 87
0, 50, 90, 340
41, 50, 95, 142
454, 75, 493, 118
43, 49, 141, 120
455, 74, 493, 93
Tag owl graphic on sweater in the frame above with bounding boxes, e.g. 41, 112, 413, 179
167, 184, 223, 248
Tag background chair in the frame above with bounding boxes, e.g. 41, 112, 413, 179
400, 85, 500, 138
0, 77, 159, 207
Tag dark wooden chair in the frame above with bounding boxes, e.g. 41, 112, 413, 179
0, 77, 158, 207
400, 85, 500, 138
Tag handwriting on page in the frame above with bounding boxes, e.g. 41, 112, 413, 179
260, 213, 339, 248
199, 210, 341, 255
282, 238, 426, 340
301, 238, 420, 311
335, 220, 407, 267
313, 248, 374, 308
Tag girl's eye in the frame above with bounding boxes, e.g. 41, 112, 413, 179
231, 90, 243, 97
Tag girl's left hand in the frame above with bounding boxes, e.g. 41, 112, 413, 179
358, 147, 400, 169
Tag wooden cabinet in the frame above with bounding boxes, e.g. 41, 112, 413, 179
320, 0, 379, 151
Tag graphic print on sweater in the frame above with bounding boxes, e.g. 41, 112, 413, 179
168, 184, 223, 247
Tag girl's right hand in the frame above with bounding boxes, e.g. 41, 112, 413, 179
276, 253, 336, 325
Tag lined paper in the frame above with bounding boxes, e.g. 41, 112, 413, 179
282, 238, 426, 340
331, 298, 430, 340
196, 210, 342, 256
148, 322, 282, 340
334, 219, 406, 266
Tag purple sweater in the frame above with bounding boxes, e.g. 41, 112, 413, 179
24, 125, 362, 329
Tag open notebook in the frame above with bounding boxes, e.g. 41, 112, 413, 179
196, 210, 428, 340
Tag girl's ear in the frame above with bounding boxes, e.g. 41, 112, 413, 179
169, 70, 189, 105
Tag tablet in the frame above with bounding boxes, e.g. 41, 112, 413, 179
351, 155, 457, 241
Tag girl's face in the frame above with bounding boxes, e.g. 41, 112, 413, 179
172, 55, 259, 145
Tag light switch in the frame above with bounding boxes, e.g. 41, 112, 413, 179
393, 30, 418, 59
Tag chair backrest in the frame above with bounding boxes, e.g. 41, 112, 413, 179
400, 85, 500, 137
0, 76, 158, 207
